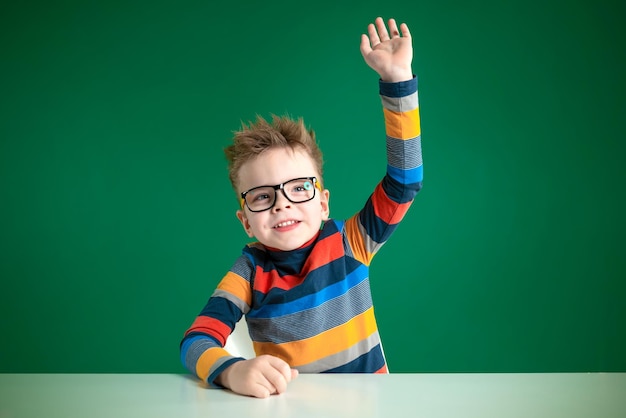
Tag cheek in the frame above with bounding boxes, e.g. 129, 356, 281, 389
247, 214, 265, 230
307, 205, 324, 220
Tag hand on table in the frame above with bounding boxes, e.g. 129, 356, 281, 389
216, 355, 299, 398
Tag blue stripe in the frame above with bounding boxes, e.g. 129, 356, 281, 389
359, 202, 399, 244
197, 296, 243, 329
387, 164, 423, 184
251, 257, 362, 305
379, 76, 417, 98
381, 174, 422, 205
180, 334, 219, 366
249, 264, 369, 318
245, 222, 360, 310
322, 344, 385, 373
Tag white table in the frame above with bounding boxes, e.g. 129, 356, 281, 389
1, 373, 624, 418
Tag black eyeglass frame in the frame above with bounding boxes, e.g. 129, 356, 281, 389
239, 176, 320, 213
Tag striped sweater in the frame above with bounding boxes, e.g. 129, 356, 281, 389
181, 76, 422, 386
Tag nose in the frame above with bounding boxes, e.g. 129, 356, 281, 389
272, 190, 292, 212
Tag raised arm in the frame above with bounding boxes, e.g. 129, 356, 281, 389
344, 17, 421, 266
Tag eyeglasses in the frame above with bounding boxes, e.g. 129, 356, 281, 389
240, 177, 321, 212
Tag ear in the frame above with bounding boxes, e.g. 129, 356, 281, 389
236, 210, 255, 238
320, 189, 331, 221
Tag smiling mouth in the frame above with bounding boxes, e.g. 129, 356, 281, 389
274, 220, 300, 228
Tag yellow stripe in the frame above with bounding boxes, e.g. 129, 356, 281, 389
196, 347, 229, 381
345, 215, 372, 266
384, 107, 420, 139
217, 272, 252, 306
253, 307, 378, 367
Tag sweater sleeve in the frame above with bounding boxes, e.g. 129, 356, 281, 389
345, 76, 422, 265
179, 253, 254, 387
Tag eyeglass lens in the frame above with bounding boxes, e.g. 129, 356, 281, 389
245, 178, 316, 212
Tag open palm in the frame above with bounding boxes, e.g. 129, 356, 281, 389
360, 17, 413, 82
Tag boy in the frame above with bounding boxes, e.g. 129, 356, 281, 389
180, 16, 422, 398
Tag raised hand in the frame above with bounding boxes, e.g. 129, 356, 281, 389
360, 17, 413, 82
216, 355, 299, 398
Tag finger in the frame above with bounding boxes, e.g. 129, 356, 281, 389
265, 355, 294, 381
399, 22, 411, 39
253, 368, 279, 397
387, 18, 400, 38
360, 33, 372, 57
265, 357, 294, 393
291, 369, 299, 380
263, 366, 288, 394
375, 16, 390, 41
366, 22, 380, 47
250, 382, 273, 399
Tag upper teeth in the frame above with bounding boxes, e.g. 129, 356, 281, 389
276, 220, 297, 228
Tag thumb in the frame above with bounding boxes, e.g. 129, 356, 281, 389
360, 34, 372, 58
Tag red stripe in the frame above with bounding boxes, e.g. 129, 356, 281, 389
254, 232, 344, 294
371, 183, 411, 225
185, 316, 230, 346
375, 364, 389, 374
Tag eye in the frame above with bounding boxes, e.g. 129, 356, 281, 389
291, 181, 312, 193
252, 193, 270, 202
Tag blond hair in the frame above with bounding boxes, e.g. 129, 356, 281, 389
224, 115, 324, 191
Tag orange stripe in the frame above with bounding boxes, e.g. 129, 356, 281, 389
345, 215, 372, 265
371, 183, 412, 225
196, 347, 229, 381
375, 364, 388, 374
384, 107, 420, 139
217, 272, 252, 306
253, 307, 378, 367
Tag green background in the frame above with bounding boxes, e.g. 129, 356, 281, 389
1, 0, 624, 373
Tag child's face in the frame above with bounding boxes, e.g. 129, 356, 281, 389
236, 147, 330, 251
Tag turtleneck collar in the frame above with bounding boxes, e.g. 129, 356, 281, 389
261, 230, 322, 275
